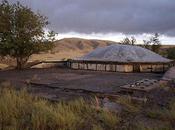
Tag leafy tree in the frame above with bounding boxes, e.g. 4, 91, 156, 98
0, 0, 56, 69
167, 47, 175, 59
143, 33, 161, 53
121, 36, 136, 45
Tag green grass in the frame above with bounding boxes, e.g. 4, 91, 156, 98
0, 88, 119, 130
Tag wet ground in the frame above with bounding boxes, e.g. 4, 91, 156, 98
0, 68, 163, 100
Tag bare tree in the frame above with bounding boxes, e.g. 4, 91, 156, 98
121, 36, 136, 45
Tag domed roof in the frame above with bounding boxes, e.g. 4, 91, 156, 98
78, 44, 171, 63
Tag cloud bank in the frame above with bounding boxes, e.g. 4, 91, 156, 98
5, 0, 175, 36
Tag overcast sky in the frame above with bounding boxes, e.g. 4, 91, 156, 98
4, 0, 175, 44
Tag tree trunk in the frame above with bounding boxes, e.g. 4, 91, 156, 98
16, 57, 28, 70
16, 57, 22, 70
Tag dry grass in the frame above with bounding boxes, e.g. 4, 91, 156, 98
0, 63, 9, 69
141, 97, 175, 130
117, 96, 142, 113
116, 95, 175, 130
30, 51, 85, 61
135, 123, 173, 130
0, 87, 119, 130
145, 99, 175, 123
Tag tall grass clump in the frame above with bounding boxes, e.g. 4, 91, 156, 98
0, 88, 119, 130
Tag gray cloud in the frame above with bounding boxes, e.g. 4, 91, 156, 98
3, 0, 175, 36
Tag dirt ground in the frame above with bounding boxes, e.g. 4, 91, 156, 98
0, 68, 163, 100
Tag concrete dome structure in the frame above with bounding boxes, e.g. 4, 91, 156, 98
68, 44, 174, 72
79, 44, 171, 63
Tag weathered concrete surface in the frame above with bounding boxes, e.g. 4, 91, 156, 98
0, 68, 163, 100
162, 66, 175, 81
79, 44, 171, 62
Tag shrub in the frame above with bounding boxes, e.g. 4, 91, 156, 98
167, 47, 175, 59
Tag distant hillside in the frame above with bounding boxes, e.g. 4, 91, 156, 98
33, 38, 175, 61
0, 37, 175, 66
0, 38, 116, 66
30, 38, 117, 61
53, 38, 116, 53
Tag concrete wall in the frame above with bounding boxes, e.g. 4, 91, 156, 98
71, 63, 134, 72
70, 62, 170, 73
31, 62, 66, 69
124, 65, 133, 72
71, 63, 79, 69
140, 65, 152, 72
88, 64, 96, 70
31, 63, 59, 68
140, 64, 169, 72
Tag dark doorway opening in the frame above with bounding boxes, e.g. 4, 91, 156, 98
133, 64, 140, 72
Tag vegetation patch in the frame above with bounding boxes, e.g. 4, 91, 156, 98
0, 88, 119, 130
117, 96, 142, 114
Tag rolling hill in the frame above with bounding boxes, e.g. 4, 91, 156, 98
53, 38, 115, 53
30, 38, 116, 61
0, 37, 174, 67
